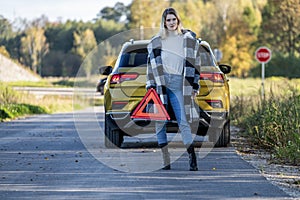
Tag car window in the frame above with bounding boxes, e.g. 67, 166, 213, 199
117, 44, 215, 68
119, 48, 148, 68
199, 45, 215, 66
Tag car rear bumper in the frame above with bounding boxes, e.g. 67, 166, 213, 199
106, 110, 229, 136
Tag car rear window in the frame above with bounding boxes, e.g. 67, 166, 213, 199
117, 44, 215, 68
199, 45, 215, 66
119, 48, 148, 68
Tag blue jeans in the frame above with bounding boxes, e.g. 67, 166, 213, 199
156, 74, 193, 146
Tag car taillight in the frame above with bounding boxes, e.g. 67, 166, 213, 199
111, 74, 120, 84
205, 100, 223, 108
110, 73, 139, 84
112, 101, 128, 109
200, 73, 224, 83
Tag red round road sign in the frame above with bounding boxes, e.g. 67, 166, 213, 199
255, 47, 272, 63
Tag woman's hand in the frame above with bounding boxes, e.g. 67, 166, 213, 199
146, 85, 156, 91
192, 90, 199, 98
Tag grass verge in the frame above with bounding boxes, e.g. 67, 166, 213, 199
0, 103, 47, 120
230, 77, 300, 165
0, 82, 82, 121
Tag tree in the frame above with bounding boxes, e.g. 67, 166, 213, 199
72, 28, 97, 77
20, 27, 49, 74
199, 2, 222, 47
97, 2, 130, 23
92, 19, 125, 43
259, 0, 300, 57
129, 0, 169, 30
45, 20, 88, 53
102, 41, 117, 66
0, 46, 10, 58
0, 15, 16, 59
41, 50, 65, 76
218, 0, 263, 77
171, 0, 204, 36
0, 15, 14, 43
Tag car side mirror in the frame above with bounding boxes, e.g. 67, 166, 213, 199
99, 66, 112, 75
218, 64, 231, 74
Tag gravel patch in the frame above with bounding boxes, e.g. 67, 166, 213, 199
231, 126, 300, 199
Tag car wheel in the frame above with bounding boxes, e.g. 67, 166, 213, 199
104, 114, 124, 148
100, 86, 104, 95
96, 83, 101, 92
210, 121, 230, 147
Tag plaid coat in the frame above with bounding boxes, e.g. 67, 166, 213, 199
146, 30, 201, 122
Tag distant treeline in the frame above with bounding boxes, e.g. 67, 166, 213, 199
0, 0, 299, 78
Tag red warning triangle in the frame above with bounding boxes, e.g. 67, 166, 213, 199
131, 88, 170, 121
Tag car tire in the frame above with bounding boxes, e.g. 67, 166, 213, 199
211, 121, 230, 147
104, 114, 124, 148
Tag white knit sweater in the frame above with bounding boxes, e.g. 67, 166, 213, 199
161, 31, 184, 75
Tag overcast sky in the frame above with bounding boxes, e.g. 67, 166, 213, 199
0, 0, 132, 22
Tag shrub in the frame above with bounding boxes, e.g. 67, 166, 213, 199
0, 82, 83, 121
233, 86, 300, 165
0, 103, 47, 121
0, 83, 48, 121
0, 82, 20, 104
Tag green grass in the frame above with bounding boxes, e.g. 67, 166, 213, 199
0, 103, 47, 120
0, 83, 20, 104
0, 82, 83, 121
229, 77, 300, 97
0, 77, 101, 121
229, 77, 300, 165
1, 76, 100, 121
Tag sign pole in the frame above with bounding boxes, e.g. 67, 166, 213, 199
261, 62, 265, 99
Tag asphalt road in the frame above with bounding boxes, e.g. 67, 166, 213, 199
0, 107, 293, 199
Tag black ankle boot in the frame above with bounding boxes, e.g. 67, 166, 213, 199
159, 143, 171, 170
187, 144, 198, 171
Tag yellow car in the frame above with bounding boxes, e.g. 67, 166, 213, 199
101, 39, 231, 148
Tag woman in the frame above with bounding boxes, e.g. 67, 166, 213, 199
146, 7, 201, 171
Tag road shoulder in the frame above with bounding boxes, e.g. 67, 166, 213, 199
231, 126, 300, 198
